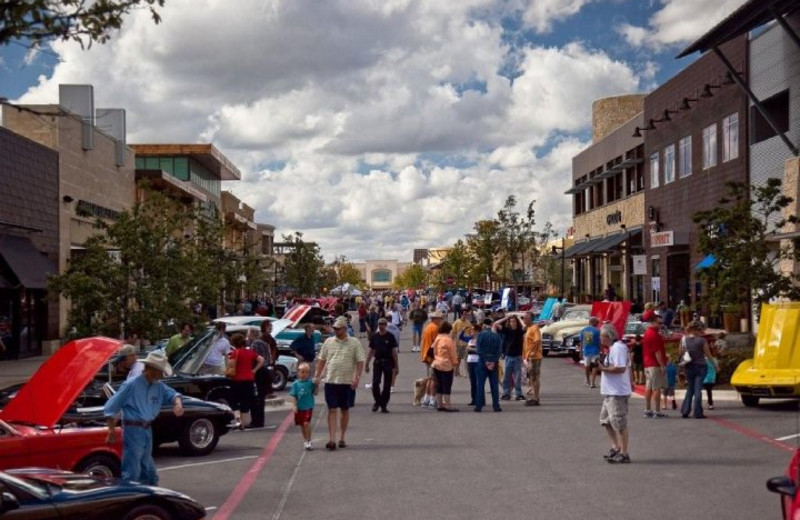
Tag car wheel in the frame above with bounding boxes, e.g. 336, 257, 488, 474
542, 349, 550, 357
122, 504, 170, 520
741, 395, 760, 407
74, 453, 120, 478
272, 366, 289, 391
178, 417, 220, 456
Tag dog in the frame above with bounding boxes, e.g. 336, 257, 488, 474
412, 378, 427, 406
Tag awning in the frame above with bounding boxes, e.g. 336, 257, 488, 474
564, 237, 604, 258
695, 254, 716, 270
589, 232, 628, 253
0, 235, 57, 290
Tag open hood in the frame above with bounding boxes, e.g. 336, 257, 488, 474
591, 301, 632, 340
282, 304, 312, 327
0, 337, 122, 429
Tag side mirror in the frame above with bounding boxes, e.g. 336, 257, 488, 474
0, 491, 20, 512
767, 476, 797, 497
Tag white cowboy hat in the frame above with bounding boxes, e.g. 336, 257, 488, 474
141, 350, 173, 376
429, 311, 444, 319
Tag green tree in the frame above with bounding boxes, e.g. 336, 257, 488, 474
1, 0, 165, 48
467, 219, 500, 288
693, 179, 800, 319
321, 255, 364, 292
281, 232, 325, 296
440, 239, 475, 289
393, 263, 428, 289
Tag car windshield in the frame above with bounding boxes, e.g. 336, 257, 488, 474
562, 309, 590, 321
172, 330, 216, 375
1, 473, 51, 499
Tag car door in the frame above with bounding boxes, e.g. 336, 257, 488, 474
0, 424, 31, 471
0, 480, 58, 520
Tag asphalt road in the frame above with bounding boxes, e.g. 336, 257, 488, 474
153, 323, 797, 520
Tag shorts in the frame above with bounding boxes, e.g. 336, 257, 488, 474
583, 355, 600, 367
645, 367, 667, 391
230, 380, 255, 413
294, 409, 313, 426
599, 395, 629, 432
457, 345, 467, 360
633, 362, 644, 372
663, 386, 675, 397
527, 359, 542, 382
324, 383, 353, 410
425, 363, 434, 378
433, 368, 454, 395
413, 324, 423, 335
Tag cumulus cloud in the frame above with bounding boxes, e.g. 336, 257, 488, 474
14, 0, 651, 261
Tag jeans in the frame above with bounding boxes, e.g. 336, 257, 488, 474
502, 355, 523, 397
475, 362, 500, 410
371, 360, 393, 409
681, 363, 708, 418
121, 425, 158, 485
467, 362, 478, 404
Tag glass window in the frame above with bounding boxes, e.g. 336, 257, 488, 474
664, 145, 675, 184
750, 90, 789, 145
174, 157, 189, 178
372, 269, 392, 283
678, 136, 692, 178
650, 152, 659, 189
723, 113, 739, 161
144, 157, 159, 169
702, 124, 717, 170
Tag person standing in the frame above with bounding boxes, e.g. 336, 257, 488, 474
580, 317, 602, 388
596, 324, 633, 464
451, 292, 463, 320
365, 318, 399, 413
112, 344, 144, 381
419, 311, 444, 409
200, 321, 231, 375
289, 362, 316, 450
522, 311, 543, 406
366, 305, 380, 342
680, 321, 713, 419
314, 316, 365, 450
357, 302, 368, 338
451, 308, 471, 378
409, 303, 428, 352
641, 310, 668, 418
475, 318, 503, 412
432, 321, 459, 412
104, 351, 184, 485
461, 322, 479, 406
290, 323, 317, 375
165, 322, 193, 357
249, 320, 277, 428
552, 299, 564, 321
227, 333, 264, 429
495, 315, 525, 401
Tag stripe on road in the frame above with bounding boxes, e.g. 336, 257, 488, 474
775, 433, 800, 442
159, 455, 258, 472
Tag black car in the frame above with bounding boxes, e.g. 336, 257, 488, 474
0, 467, 205, 519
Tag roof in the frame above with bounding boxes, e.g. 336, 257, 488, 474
677, 0, 799, 58
130, 144, 241, 181
0, 235, 57, 290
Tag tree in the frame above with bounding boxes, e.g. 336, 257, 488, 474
393, 264, 427, 289
466, 219, 500, 289
321, 255, 363, 292
693, 179, 800, 320
439, 239, 475, 289
1, 0, 165, 48
281, 232, 325, 296
496, 195, 522, 285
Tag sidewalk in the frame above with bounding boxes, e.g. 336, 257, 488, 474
0, 356, 48, 387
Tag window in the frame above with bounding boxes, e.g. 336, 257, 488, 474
664, 144, 675, 184
678, 136, 692, 178
650, 152, 659, 188
702, 124, 717, 169
372, 269, 392, 283
723, 112, 739, 161
750, 89, 790, 145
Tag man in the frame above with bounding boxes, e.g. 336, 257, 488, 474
409, 303, 428, 352
104, 351, 183, 485
522, 311, 543, 406
451, 292, 463, 320
475, 318, 503, 412
642, 310, 668, 418
596, 324, 633, 464
451, 308, 472, 377
551, 299, 563, 321
364, 318, 399, 413
314, 316, 365, 450
580, 317, 602, 388
249, 321, 277, 428
261, 320, 279, 400
419, 310, 444, 409
494, 314, 525, 401
291, 323, 317, 375
436, 299, 450, 319
200, 321, 231, 375
112, 344, 144, 381
165, 322, 193, 357
658, 301, 676, 329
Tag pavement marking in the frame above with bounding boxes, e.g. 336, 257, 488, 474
212, 411, 294, 520
205, 507, 218, 512
775, 433, 800, 442
710, 416, 795, 452
159, 456, 258, 472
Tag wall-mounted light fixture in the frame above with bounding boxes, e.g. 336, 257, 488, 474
632, 119, 657, 138
722, 71, 736, 85
658, 108, 678, 122
62, 195, 74, 203
700, 83, 721, 98
679, 96, 697, 110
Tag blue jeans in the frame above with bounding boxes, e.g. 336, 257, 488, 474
681, 363, 708, 418
467, 361, 478, 404
502, 356, 523, 397
121, 425, 158, 485
475, 362, 500, 410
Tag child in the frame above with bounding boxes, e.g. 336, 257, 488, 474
289, 362, 316, 450
663, 356, 678, 410
704, 356, 718, 410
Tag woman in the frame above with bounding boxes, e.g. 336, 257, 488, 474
228, 333, 264, 429
496, 315, 525, 401
432, 321, 459, 412
460, 322, 478, 406
679, 321, 713, 419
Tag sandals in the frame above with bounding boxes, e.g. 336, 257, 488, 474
338, 440, 347, 448
325, 441, 337, 451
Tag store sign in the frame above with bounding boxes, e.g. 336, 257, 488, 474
606, 210, 622, 225
650, 231, 674, 248
632, 255, 647, 275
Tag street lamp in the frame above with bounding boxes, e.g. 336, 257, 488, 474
551, 237, 566, 301
621, 224, 632, 301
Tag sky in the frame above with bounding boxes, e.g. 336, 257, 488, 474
0, 0, 748, 262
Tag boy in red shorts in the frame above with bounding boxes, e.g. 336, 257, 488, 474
289, 362, 316, 450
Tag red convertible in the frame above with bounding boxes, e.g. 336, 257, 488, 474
0, 337, 123, 477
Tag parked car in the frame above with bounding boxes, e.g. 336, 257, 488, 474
539, 305, 592, 359
731, 302, 800, 407
0, 337, 124, 477
0, 467, 205, 519
767, 448, 800, 519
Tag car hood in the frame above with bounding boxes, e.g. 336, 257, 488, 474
282, 304, 313, 327
0, 337, 122, 429
541, 320, 588, 335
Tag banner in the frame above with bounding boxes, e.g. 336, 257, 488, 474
632, 255, 647, 275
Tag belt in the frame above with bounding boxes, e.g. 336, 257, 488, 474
122, 420, 152, 428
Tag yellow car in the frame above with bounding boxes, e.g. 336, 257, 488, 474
731, 302, 800, 407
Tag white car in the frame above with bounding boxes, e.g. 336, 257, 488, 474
539, 305, 592, 360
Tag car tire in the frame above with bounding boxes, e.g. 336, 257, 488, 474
122, 504, 171, 520
178, 417, 220, 456
272, 366, 289, 391
74, 453, 120, 478
542, 349, 550, 357
741, 395, 760, 407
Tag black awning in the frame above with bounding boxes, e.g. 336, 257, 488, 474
0, 235, 57, 290
565, 237, 604, 258
589, 232, 628, 253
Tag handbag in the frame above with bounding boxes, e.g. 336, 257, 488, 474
678, 337, 691, 366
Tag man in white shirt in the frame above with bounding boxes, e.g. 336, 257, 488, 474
113, 344, 144, 381
201, 322, 231, 375
596, 323, 634, 464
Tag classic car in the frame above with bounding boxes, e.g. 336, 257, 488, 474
0, 467, 205, 519
731, 302, 800, 407
767, 448, 800, 520
0, 338, 123, 478
541, 302, 632, 361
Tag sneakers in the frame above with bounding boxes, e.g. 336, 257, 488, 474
608, 453, 631, 464
411, 346, 421, 352
643, 410, 654, 418
365, 383, 372, 389
585, 380, 590, 387
304, 441, 313, 451
525, 399, 540, 406
500, 395, 511, 401
654, 411, 669, 418
603, 448, 620, 460
590, 383, 597, 389
515, 395, 526, 401
708, 404, 715, 410
390, 387, 395, 393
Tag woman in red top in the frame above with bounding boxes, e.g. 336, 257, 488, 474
228, 333, 264, 429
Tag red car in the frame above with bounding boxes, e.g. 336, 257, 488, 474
768, 449, 800, 520
0, 337, 123, 477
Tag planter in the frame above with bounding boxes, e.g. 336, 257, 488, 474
723, 312, 740, 333
679, 310, 691, 329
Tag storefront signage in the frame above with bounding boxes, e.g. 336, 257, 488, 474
632, 255, 647, 275
650, 231, 674, 248
606, 210, 622, 225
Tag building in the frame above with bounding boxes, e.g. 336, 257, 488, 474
353, 260, 411, 290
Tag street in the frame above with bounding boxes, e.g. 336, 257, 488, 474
149, 324, 796, 520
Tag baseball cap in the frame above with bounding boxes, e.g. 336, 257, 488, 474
333, 316, 349, 329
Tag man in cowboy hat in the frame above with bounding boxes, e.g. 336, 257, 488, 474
419, 310, 444, 409
104, 351, 184, 485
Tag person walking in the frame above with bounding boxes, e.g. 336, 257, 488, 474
409, 303, 428, 352
419, 311, 444, 409
679, 321, 713, 419
249, 320, 278, 428
641, 310, 668, 418
289, 362, 316, 450
522, 311, 542, 406
475, 318, 503, 412
431, 321, 459, 412
366, 305, 380, 342
451, 308, 471, 377
495, 315, 525, 401
596, 324, 633, 464
314, 316, 365, 450
227, 333, 264, 429
364, 318, 398, 413
200, 321, 231, 375
104, 351, 184, 485
580, 317, 602, 388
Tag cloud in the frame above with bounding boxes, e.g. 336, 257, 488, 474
13, 0, 650, 262
617, 0, 747, 51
